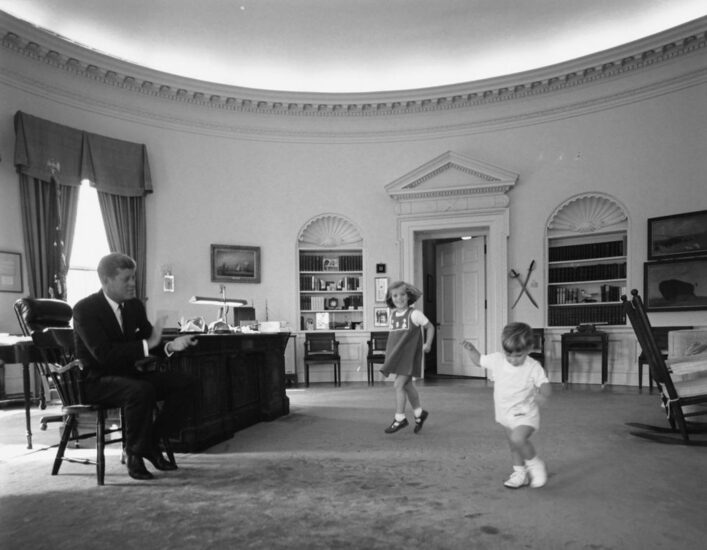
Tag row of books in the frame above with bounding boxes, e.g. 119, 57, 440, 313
299, 255, 362, 271
549, 263, 626, 283
549, 240, 624, 262
300, 275, 361, 291
300, 295, 363, 310
549, 285, 625, 305
548, 303, 626, 326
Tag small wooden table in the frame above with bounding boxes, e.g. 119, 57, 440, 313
0, 336, 41, 449
561, 330, 609, 387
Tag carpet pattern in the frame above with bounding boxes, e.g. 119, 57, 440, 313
1, 380, 706, 549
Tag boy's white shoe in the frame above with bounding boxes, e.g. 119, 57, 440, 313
503, 468, 529, 489
526, 458, 547, 488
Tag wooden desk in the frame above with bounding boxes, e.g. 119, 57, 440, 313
561, 330, 609, 387
0, 336, 41, 449
164, 332, 291, 452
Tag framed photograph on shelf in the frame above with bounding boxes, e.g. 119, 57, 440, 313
647, 209, 707, 260
374, 276, 388, 302
0, 251, 22, 293
211, 244, 261, 283
643, 258, 707, 311
374, 307, 389, 327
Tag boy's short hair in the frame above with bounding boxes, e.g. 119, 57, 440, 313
97, 253, 136, 281
501, 322, 534, 354
385, 281, 423, 309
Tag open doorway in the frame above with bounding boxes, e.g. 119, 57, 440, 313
422, 235, 487, 378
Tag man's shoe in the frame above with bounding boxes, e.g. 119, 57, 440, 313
503, 468, 529, 489
127, 454, 154, 480
413, 410, 429, 434
141, 449, 177, 471
384, 418, 409, 434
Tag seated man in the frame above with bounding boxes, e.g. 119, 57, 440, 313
73, 253, 198, 480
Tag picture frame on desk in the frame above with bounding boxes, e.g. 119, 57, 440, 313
644, 258, 707, 311
211, 244, 261, 283
0, 251, 22, 293
647, 209, 707, 260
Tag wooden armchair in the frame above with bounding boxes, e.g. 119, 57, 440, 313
621, 290, 707, 444
304, 332, 341, 387
31, 328, 125, 485
366, 331, 389, 385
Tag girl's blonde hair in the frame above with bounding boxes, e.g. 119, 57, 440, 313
501, 322, 534, 354
385, 281, 423, 309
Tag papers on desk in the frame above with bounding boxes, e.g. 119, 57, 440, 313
0, 334, 32, 346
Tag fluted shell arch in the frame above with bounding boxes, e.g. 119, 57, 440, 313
298, 214, 363, 248
548, 193, 627, 234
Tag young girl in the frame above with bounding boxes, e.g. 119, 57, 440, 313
379, 281, 435, 434
462, 322, 550, 488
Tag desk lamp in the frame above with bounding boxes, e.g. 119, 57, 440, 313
189, 285, 247, 332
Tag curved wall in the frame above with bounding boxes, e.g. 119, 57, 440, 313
1, 13, 706, 332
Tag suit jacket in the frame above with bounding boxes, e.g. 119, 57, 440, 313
73, 290, 163, 379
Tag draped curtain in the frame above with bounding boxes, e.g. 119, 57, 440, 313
13, 111, 152, 299
18, 174, 79, 298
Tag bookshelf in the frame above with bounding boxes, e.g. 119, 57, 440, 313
547, 232, 627, 326
298, 249, 364, 331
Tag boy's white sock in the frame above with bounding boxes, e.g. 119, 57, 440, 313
525, 456, 541, 467
394, 413, 406, 422
413, 407, 423, 418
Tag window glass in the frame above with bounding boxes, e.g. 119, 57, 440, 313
66, 182, 109, 307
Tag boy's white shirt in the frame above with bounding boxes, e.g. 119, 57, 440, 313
480, 352, 548, 420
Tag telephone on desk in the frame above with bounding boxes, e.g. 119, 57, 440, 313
573, 323, 607, 334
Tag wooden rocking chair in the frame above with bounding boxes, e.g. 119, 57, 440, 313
621, 289, 707, 444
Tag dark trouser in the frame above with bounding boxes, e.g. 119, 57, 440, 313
83, 372, 191, 456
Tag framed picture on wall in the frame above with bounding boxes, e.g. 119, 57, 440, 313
643, 258, 707, 311
647, 209, 707, 260
211, 244, 261, 283
374, 277, 388, 302
374, 307, 389, 327
0, 251, 23, 293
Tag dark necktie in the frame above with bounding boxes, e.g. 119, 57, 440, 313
118, 303, 125, 333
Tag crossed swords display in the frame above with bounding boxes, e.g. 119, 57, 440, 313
510, 260, 538, 308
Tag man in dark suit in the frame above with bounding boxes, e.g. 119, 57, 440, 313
73, 253, 198, 480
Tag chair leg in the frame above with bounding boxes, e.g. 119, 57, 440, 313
336, 361, 341, 387
305, 363, 310, 387
120, 409, 127, 465
53, 414, 76, 475
638, 361, 643, 391
672, 405, 691, 443
96, 409, 106, 486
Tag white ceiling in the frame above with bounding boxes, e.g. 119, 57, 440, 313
1, 0, 706, 93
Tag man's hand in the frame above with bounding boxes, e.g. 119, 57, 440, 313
170, 334, 198, 352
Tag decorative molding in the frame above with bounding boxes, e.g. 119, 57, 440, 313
1, 13, 706, 117
297, 213, 363, 248
547, 193, 628, 234
386, 151, 518, 205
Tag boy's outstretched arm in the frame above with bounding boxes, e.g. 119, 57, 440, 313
461, 340, 481, 366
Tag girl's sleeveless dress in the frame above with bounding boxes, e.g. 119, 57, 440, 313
379, 307, 425, 378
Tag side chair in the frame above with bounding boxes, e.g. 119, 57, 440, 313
304, 332, 341, 387
366, 331, 388, 385
621, 290, 707, 444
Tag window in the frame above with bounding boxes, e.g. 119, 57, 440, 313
66, 182, 110, 307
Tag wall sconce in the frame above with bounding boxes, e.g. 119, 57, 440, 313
162, 264, 174, 292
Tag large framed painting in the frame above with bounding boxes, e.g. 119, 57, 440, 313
643, 258, 707, 311
211, 244, 261, 284
647, 209, 707, 260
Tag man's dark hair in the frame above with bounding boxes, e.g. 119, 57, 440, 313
97, 253, 136, 281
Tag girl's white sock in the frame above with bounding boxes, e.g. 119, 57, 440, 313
394, 413, 406, 422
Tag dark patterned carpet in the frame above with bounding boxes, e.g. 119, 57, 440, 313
1, 380, 706, 549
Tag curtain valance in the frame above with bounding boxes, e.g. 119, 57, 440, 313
13, 111, 152, 197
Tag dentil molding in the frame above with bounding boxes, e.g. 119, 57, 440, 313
1, 12, 706, 118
